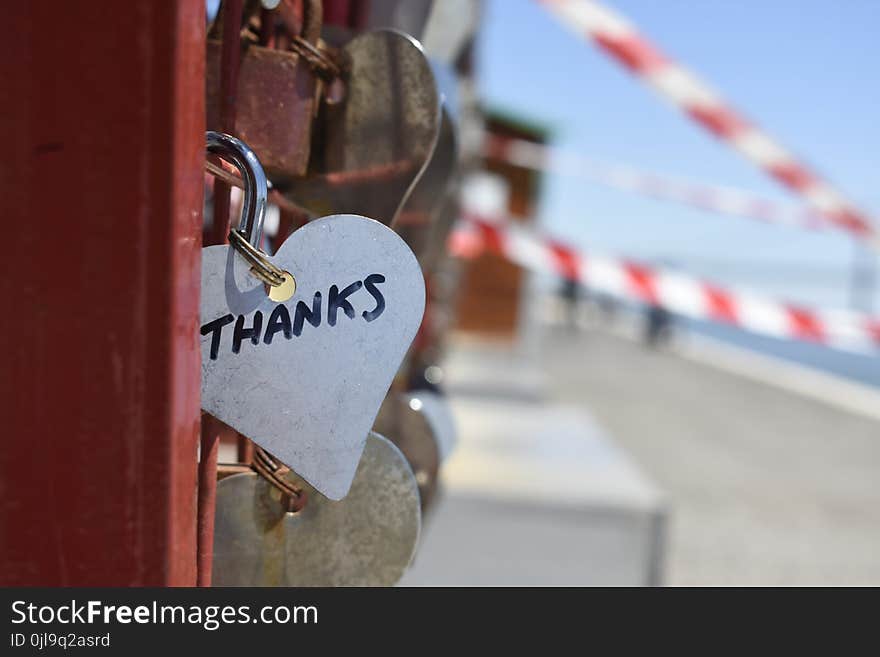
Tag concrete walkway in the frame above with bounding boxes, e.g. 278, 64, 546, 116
539, 326, 880, 585
401, 395, 665, 586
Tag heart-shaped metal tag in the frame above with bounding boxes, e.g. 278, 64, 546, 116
212, 432, 421, 586
283, 29, 440, 225
200, 214, 425, 500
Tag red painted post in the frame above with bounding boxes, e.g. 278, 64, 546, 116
322, 0, 353, 27
0, 1, 204, 585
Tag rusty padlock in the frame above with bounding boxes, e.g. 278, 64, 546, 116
206, 0, 323, 180
283, 29, 440, 225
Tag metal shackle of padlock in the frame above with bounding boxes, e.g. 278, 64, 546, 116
206, 130, 267, 247
205, 130, 290, 290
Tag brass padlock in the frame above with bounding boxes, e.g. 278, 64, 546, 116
206, 0, 323, 180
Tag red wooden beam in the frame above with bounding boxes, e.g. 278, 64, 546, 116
0, 1, 204, 585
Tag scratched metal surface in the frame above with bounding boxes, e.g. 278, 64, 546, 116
200, 215, 425, 500
283, 29, 440, 225
212, 432, 421, 586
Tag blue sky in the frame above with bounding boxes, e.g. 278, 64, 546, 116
476, 0, 880, 310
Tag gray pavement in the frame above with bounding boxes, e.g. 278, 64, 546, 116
539, 326, 880, 585
401, 391, 665, 586
402, 493, 663, 586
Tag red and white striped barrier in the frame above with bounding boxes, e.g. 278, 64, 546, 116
449, 214, 880, 353
485, 135, 836, 234
538, 0, 878, 244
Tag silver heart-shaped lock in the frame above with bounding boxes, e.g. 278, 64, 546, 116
201, 132, 425, 500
